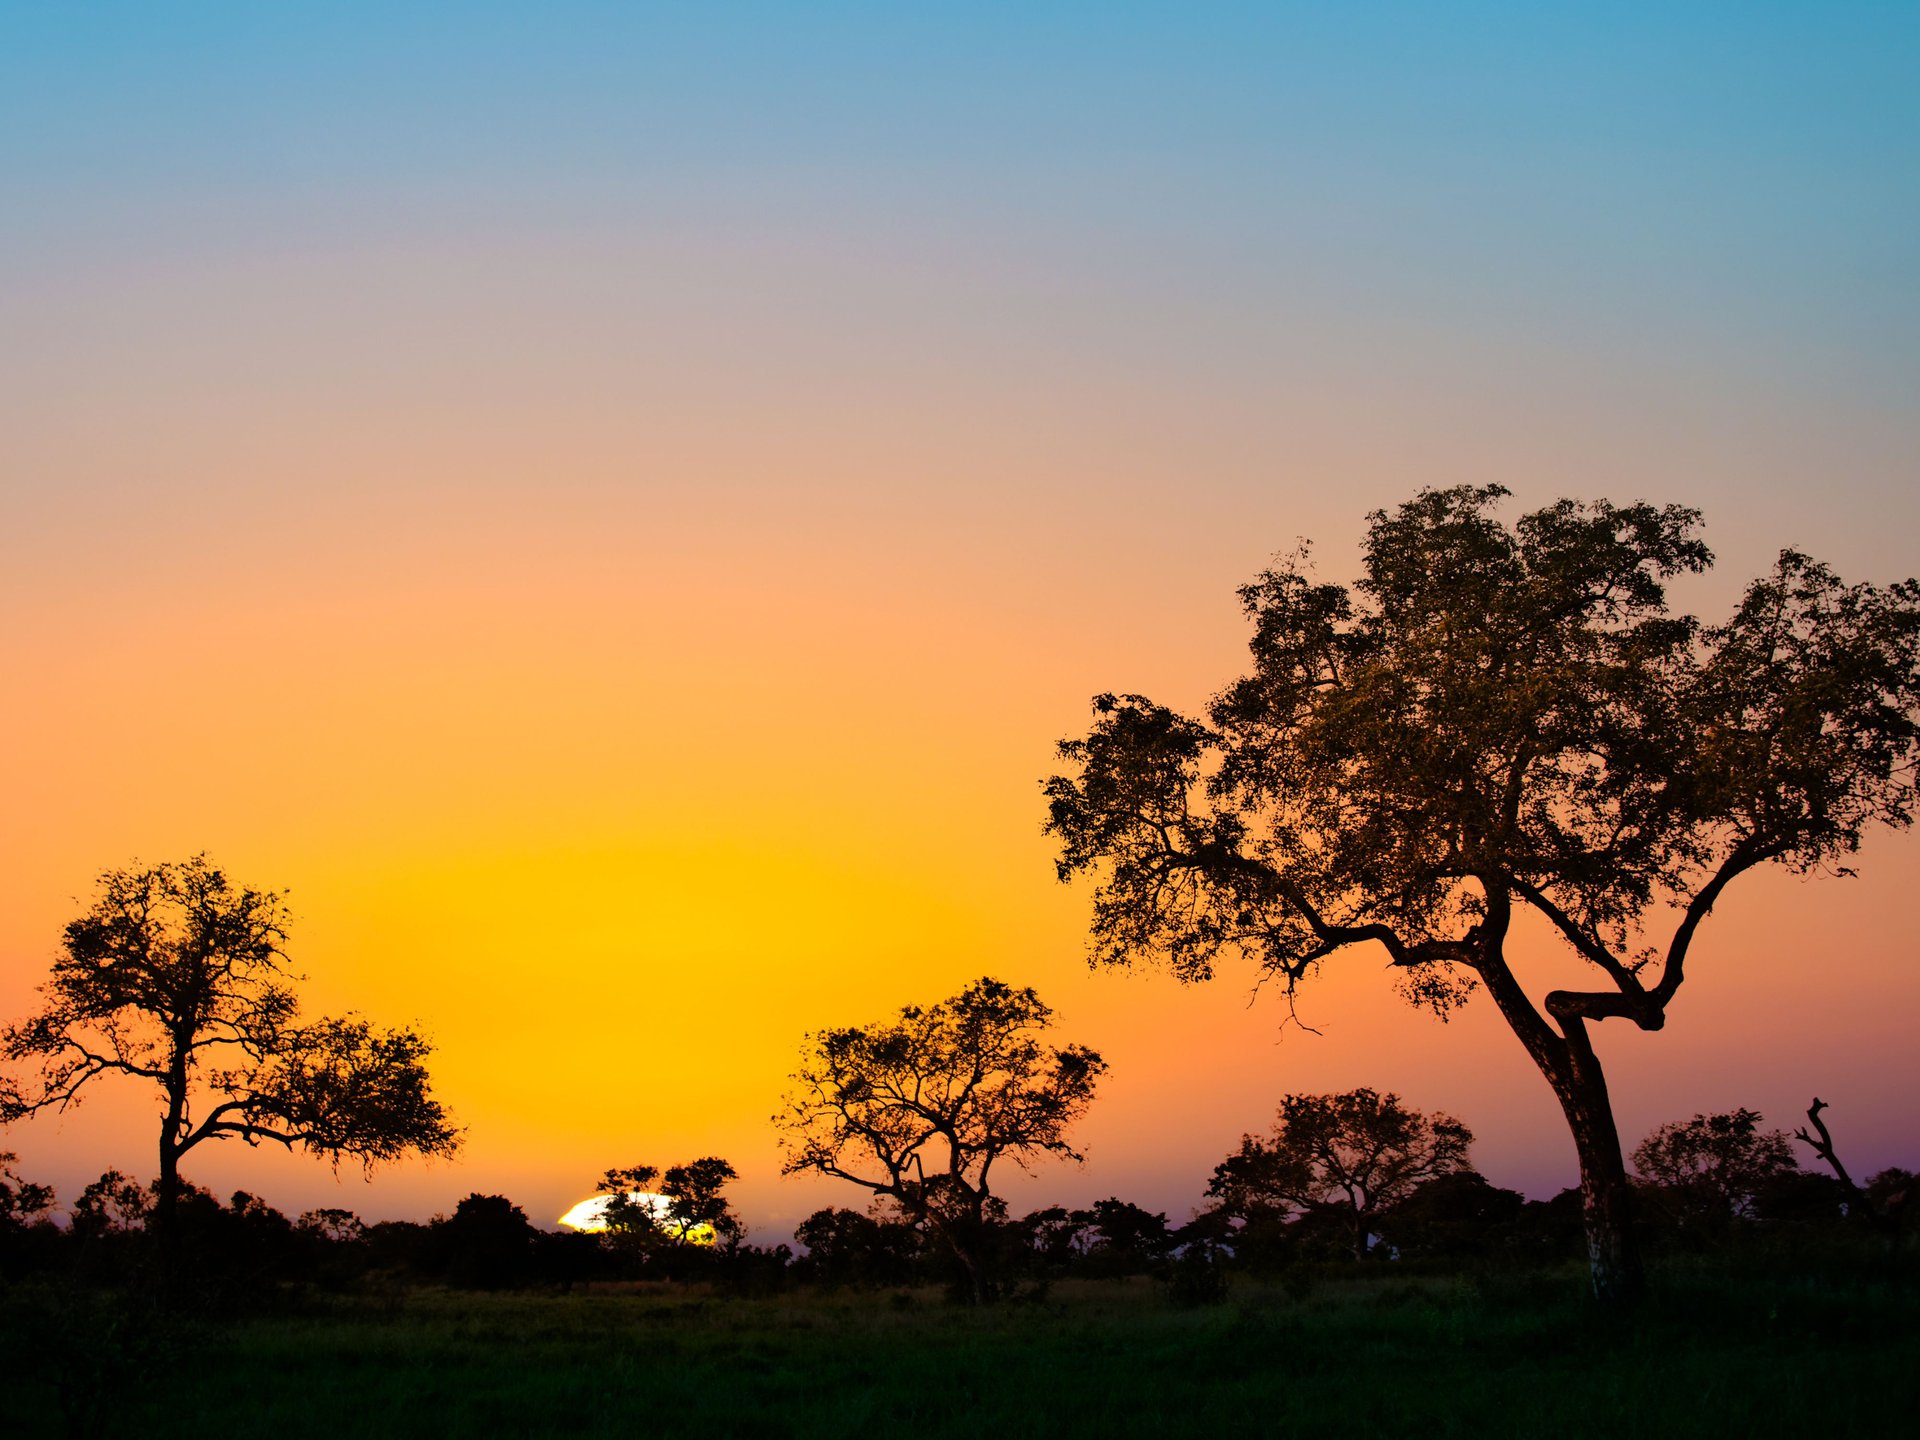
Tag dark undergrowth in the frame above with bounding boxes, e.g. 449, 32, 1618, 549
3, 1256, 1914, 1439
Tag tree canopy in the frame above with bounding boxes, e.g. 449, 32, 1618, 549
595, 1157, 745, 1260
1045, 486, 1920, 1302
1206, 1089, 1474, 1260
1, 857, 462, 1232
0, 1152, 55, 1232
776, 976, 1106, 1303
1631, 1109, 1799, 1227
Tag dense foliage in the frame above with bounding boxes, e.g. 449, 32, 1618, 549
776, 977, 1106, 1303
0, 858, 461, 1240
1206, 1090, 1475, 1260
1046, 486, 1920, 1301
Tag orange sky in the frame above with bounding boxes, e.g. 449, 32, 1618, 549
3, 6, 1917, 1239
4, 464, 1915, 1236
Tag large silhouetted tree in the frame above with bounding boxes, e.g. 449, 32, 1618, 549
776, 977, 1106, 1304
1045, 486, 1920, 1303
0, 857, 462, 1238
1206, 1089, 1473, 1260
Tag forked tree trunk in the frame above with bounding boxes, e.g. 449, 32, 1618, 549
155, 1113, 184, 1240
155, 1052, 191, 1245
1476, 938, 1645, 1305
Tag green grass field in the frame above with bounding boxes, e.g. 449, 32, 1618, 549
5, 1258, 1915, 1439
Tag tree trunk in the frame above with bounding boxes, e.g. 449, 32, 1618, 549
156, 1051, 188, 1241
1472, 931, 1645, 1305
154, 1065, 190, 1301
1553, 1052, 1645, 1306
936, 1211, 991, 1305
960, 1246, 987, 1306
155, 1128, 181, 1236
150, 1132, 185, 1303
947, 1226, 989, 1305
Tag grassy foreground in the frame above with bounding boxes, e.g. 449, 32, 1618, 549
4, 1260, 1915, 1438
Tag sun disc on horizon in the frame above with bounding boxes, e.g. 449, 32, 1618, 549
556, 1191, 717, 1245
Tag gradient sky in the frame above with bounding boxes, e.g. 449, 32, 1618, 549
3, 3, 1917, 1238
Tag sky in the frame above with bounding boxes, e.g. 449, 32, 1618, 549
3, 3, 1917, 1239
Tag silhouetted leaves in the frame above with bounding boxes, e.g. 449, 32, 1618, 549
1633, 1109, 1801, 1232
1046, 486, 1920, 1303
1, 857, 461, 1246
594, 1156, 746, 1276
1205, 1089, 1475, 1260
777, 977, 1106, 1304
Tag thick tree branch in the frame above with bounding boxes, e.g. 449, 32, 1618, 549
1505, 874, 1646, 998
1652, 836, 1787, 1007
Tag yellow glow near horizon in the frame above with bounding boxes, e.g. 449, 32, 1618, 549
557, 1192, 717, 1246
5, 8, 1919, 1239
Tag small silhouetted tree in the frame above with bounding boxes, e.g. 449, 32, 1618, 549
1866, 1168, 1916, 1233
0, 1151, 54, 1230
0, 1151, 57, 1281
594, 1158, 746, 1282
1078, 1198, 1175, 1275
1166, 1212, 1233, 1305
596, 1157, 745, 1265
1378, 1171, 1529, 1261
792, 1207, 921, 1288
1013, 1205, 1084, 1274
776, 976, 1106, 1305
60, 1169, 155, 1285
295, 1207, 370, 1286
433, 1193, 539, 1289
69, 1169, 153, 1242
660, 1157, 745, 1249
1046, 487, 1920, 1302
1632, 1108, 1799, 1229
0, 858, 462, 1242
1205, 1089, 1474, 1260
295, 1207, 367, 1247
1011, 1198, 1171, 1279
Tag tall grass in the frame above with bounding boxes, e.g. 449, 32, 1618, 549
4, 1259, 1914, 1438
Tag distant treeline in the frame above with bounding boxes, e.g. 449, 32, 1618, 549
4, 1102, 1910, 1308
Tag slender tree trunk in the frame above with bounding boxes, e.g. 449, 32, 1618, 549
963, 1247, 987, 1306
1545, 1021, 1645, 1306
153, 1064, 189, 1299
155, 1138, 179, 1229
1473, 925, 1645, 1305
156, 1103, 184, 1238
1557, 1080, 1642, 1305
151, 1131, 185, 1304
936, 1212, 991, 1305
951, 1227, 989, 1305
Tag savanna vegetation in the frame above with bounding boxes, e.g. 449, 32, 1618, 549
1046, 486, 1920, 1302
4, 489, 1917, 1433
3, 1081, 1913, 1437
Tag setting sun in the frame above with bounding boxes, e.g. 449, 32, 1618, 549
557, 1192, 718, 1246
